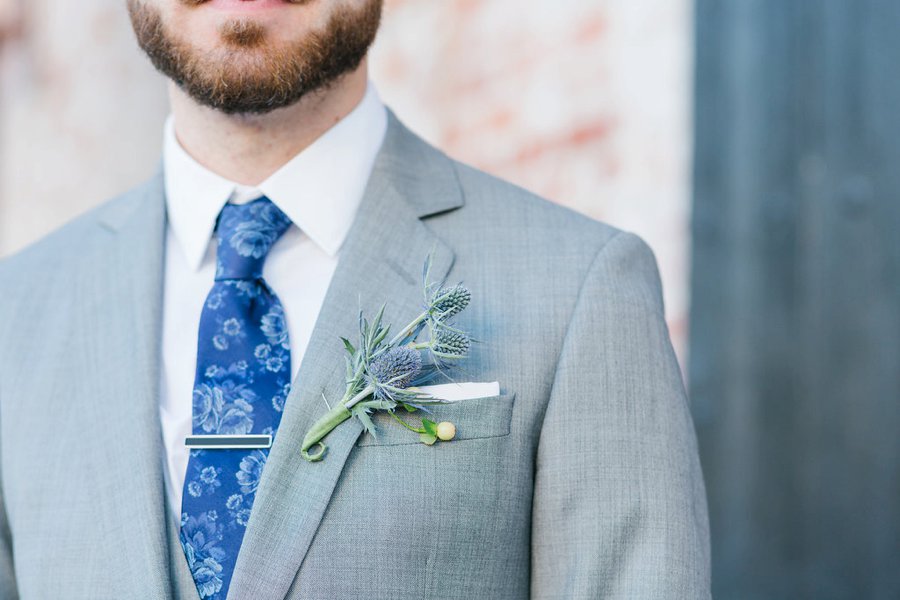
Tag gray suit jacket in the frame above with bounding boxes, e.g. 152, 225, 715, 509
0, 111, 710, 599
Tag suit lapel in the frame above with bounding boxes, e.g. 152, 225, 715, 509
227, 111, 464, 599
85, 173, 172, 596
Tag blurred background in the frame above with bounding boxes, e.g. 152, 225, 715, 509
0, 0, 897, 598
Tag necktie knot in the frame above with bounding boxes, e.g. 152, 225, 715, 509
214, 197, 292, 281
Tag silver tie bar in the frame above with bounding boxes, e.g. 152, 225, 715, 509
185, 434, 272, 450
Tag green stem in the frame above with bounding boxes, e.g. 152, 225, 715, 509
343, 384, 376, 410
301, 403, 352, 461
388, 310, 429, 347
389, 410, 426, 434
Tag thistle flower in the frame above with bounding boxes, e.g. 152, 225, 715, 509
431, 328, 470, 359
430, 284, 471, 320
367, 346, 422, 391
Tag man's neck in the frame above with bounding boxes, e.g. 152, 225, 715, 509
168, 62, 369, 187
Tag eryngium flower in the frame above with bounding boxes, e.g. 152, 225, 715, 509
430, 284, 471, 319
432, 329, 470, 358
367, 346, 422, 390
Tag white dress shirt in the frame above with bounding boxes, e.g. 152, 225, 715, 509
159, 83, 387, 518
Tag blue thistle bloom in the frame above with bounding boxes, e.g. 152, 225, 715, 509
430, 284, 471, 319
432, 328, 470, 358
367, 347, 422, 392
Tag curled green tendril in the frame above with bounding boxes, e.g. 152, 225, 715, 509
300, 404, 352, 462
301, 442, 327, 462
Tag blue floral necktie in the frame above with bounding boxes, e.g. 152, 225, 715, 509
180, 197, 293, 599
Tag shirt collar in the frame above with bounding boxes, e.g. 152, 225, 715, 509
163, 82, 388, 270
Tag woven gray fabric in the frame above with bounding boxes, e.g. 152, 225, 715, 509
0, 110, 710, 599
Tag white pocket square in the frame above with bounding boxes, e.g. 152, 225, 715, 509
413, 381, 501, 402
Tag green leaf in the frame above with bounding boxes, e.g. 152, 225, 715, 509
372, 324, 390, 347
419, 432, 438, 445
373, 303, 386, 328
341, 337, 356, 356
354, 407, 377, 438
401, 402, 417, 413
422, 418, 438, 437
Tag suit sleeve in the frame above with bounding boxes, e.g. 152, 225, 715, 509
530, 231, 710, 599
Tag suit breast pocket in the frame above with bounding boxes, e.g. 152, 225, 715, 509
356, 391, 517, 447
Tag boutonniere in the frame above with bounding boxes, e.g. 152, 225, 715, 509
301, 254, 473, 461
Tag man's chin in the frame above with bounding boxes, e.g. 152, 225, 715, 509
129, 0, 382, 115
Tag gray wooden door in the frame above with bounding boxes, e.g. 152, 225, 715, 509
691, 1, 900, 598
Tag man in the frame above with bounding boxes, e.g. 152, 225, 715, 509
0, 0, 710, 598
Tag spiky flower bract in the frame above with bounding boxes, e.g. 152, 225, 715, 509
430, 284, 471, 321
431, 327, 470, 359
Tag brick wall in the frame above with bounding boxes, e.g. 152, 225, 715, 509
371, 0, 693, 361
0, 0, 169, 257
0, 0, 691, 361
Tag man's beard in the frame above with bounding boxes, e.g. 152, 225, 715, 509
127, 0, 383, 115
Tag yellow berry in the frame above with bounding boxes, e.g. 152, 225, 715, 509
436, 421, 456, 441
